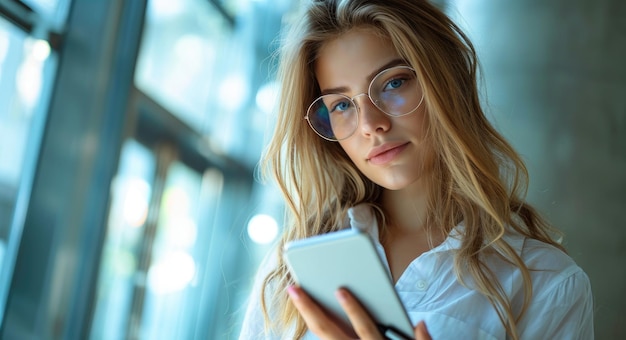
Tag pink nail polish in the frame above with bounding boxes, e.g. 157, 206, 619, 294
335, 289, 347, 302
287, 285, 300, 300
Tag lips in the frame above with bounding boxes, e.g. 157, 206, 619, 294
366, 142, 409, 165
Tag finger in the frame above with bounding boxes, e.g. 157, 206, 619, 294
414, 321, 432, 340
287, 285, 351, 339
335, 288, 383, 340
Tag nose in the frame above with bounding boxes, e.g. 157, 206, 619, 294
353, 93, 391, 136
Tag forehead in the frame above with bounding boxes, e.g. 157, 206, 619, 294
314, 28, 400, 91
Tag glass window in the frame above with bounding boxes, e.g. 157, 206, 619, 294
89, 140, 156, 339
0, 19, 49, 205
22, 0, 71, 29
0, 15, 54, 321
139, 162, 224, 339
133, 0, 281, 166
90, 140, 226, 339
134, 0, 233, 132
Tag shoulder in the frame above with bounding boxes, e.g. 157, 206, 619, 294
520, 238, 588, 290
496, 231, 593, 309
516, 239, 595, 338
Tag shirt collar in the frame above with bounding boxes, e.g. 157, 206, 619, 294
430, 224, 526, 257
347, 203, 381, 241
347, 204, 526, 257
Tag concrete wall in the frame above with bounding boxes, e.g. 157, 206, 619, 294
449, 1, 626, 338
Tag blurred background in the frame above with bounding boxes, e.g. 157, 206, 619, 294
0, 0, 623, 339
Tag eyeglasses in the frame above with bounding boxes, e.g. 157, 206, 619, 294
305, 65, 424, 141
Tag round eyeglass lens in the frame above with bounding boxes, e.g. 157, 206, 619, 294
307, 94, 358, 140
370, 66, 421, 117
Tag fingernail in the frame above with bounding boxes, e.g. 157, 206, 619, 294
287, 285, 300, 300
335, 288, 347, 302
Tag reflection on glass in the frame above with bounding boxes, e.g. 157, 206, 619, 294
22, 0, 72, 29
247, 214, 278, 245
0, 16, 55, 322
91, 148, 227, 339
135, 0, 290, 165
139, 162, 224, 339
16, 39, 49, 111
89, 140, 156, 339
145, 175, 199, 296
0, 21, 49, 193
147, 250, 196, 294
135, 0, 232, 130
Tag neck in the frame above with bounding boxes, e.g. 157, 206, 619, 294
381, 179, 430, 234
380, 179, 447, 282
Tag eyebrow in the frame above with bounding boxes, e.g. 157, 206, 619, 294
319, 58, 408, 96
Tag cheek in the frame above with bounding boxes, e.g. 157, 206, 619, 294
405, 108, 429, 138
337, 140, 360, 162
337, 141, 371, 177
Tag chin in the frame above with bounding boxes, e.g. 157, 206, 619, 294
380, 184, 410, 191
376, 177, 419, 191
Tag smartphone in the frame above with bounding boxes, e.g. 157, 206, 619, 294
284, 228, 413, 339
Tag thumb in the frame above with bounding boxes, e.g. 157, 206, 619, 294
414, 321, 432, 340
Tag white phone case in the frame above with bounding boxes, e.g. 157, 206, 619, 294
284, 229, 413, 339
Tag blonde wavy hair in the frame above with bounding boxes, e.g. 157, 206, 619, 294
259, 0, 563, 339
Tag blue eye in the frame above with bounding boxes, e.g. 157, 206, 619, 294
332, 100, 351, 112
385, 78, 405, 90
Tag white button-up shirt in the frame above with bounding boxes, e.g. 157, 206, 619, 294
239, 205, 594, 339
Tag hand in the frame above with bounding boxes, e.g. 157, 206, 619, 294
287, 285, 432, 340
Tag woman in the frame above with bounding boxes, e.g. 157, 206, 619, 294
240, 0, 594, 339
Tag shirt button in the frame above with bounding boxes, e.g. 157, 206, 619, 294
416, 280, 428, 291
